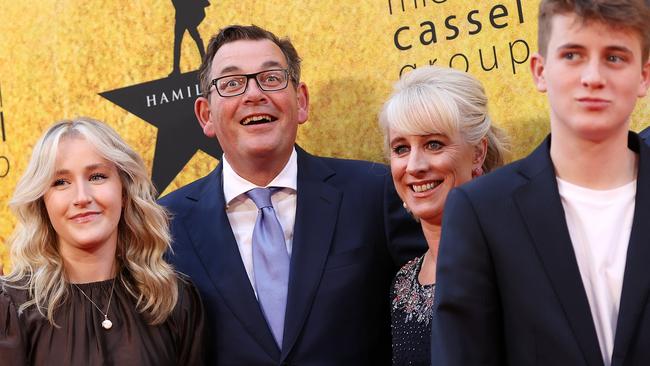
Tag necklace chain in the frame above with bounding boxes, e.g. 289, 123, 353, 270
73, 277, 117, 329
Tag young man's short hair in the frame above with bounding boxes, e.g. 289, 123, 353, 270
537, 0, 650, 62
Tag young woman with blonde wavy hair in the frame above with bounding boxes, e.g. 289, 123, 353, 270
0, 117, 205, 365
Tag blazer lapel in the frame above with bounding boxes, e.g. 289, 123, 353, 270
513, 138, 604, 366
612, 134, 650, 366
280, 147, 342, 360
181, 165, 280, 359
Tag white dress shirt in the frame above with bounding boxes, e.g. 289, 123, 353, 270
222, 149, 298, 293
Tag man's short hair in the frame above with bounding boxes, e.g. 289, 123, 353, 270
537, 0, 650, 62
198, 24, 302, 96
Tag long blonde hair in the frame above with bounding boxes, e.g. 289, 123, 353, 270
4, 117, 178, 325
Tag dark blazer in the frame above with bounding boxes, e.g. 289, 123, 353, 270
431, 133, 650, 366
640, 126, 650, 142
160, 146, 426, 365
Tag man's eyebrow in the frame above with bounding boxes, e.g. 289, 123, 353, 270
217, 61, 286, 76
603, 45, 633, 54
555, 43, 633, 55
218, 65, 242, 75
261, 60, 284, 69
555, 43, 586, 51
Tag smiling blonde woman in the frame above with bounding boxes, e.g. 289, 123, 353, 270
379, 66, 508, 365
0, 117, 205, 365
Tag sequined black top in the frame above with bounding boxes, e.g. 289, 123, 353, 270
390, 255, 435, 365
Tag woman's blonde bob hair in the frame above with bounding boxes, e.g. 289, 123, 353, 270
4, 117, 178, 325
379, 66, 508, 173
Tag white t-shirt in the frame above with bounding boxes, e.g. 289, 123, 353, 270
557, 178, 636, 366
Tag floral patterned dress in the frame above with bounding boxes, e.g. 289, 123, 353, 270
390, 255, 435, 365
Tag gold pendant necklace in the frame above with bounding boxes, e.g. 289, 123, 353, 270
73, 277, 117, 330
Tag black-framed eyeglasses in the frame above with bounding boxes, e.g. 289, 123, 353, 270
209, 69, 290, 97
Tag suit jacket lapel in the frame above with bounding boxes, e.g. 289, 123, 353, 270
513, 137, 604, 366
280, 147, 342, 360
181, 165, 280, 359
612, 134, 650, 366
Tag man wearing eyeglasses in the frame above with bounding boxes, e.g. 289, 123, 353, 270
159, 25, 426, 365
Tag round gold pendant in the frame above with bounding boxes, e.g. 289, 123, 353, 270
102, 318, 113, 330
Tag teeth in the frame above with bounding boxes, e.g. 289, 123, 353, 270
412, 182, 439, 193
242, 115, 272, 125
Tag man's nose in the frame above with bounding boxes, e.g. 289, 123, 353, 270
581, 59, 606, 89
242, 77, 267, 102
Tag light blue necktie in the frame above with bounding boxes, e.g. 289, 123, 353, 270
247, 187, 290, 347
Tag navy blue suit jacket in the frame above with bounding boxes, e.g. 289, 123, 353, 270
431, 133, 650, 366
160, 146, 426, 365
639, 126, 650, 143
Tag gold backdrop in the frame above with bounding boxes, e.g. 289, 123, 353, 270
1, 0, 649, 270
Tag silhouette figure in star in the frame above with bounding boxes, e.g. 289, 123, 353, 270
170, 0, 210, 76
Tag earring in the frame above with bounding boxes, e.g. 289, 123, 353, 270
472, 167, 484, 178
403, 202, 408, 209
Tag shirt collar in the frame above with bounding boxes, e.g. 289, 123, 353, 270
222, 148, 298, 205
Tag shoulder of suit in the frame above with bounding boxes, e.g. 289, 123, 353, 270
158, 170, 215, 207
457, 159, 527, 202
311, 155, 390, 178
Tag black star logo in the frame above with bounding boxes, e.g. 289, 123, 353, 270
99, 71, 221, 195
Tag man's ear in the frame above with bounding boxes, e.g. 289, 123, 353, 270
195, 96, 215, 137
638, 58, 650, 98
296, 82, 309, 125
530, 52, 548, 93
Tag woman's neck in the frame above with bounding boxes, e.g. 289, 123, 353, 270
420, 220, 441, 256
61, 244, 117, 283
418, 220, 441, 285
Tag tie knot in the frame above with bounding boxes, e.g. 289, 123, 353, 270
246, 187, 274, 209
